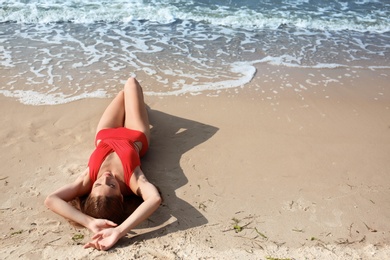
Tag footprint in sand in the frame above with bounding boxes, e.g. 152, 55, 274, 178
34, 218, 62, 234
1, 130, 20, 148
26, 186, 41, 197
28, 123, 47, 143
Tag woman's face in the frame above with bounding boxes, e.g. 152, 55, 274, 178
90, 172, 122, 197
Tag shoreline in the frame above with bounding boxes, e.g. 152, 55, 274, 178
1, 66, 389, 259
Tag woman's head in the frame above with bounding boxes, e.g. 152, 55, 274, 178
82, 195, 127, 224
81, 172, 127, 224
90, 172, 122, 197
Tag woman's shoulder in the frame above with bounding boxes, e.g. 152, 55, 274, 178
75, 167, 92, 187
129, 167, 148, 195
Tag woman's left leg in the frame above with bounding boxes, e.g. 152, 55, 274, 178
95, 90, 125, 137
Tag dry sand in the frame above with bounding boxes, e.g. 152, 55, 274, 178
1, 66, 390, 259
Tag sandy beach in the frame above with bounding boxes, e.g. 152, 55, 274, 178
1, 66, 389, 259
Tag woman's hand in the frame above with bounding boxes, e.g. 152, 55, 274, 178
87, 218, 117, 234
84, 227, 122, 251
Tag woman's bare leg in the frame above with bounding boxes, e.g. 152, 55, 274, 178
123, 77, 150, 145
95, 90, 125, 136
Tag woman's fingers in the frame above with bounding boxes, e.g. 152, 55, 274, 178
84, 239, 110, 251
83, 242, 94, 249
105, 220, 117, 227
83, 240, 100, 250
92, 233, 103, 240
84, 235, 104, 250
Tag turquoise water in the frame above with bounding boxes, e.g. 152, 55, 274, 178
1, 0, 389, 104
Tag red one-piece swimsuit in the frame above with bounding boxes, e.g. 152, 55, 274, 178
88, 127, 148, 185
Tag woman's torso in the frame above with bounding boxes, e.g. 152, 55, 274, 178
88, 127, 148, 195
96, 150, 141, 196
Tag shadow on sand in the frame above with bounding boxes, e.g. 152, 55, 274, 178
120, 107, 219, 244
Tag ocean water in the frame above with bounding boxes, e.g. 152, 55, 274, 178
0, 0, 389, 105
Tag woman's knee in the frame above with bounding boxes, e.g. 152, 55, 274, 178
125, 77, 139, 89
124, 77, 143, 96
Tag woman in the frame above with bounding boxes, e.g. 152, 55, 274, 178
45, 77, 162, 251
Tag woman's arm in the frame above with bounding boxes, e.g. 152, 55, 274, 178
117, 174, 162, 235
84, 170, 161, 250
44, 169, 117, 233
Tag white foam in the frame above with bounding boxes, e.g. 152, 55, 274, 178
0, 89, 108, 105
0, 46, 15, 68
145, 62, 256, 96
1, 0, 389, 33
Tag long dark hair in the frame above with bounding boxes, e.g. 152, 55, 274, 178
81, 195, 127, 225
68, 188, 158, 226
68, 194, 144, 226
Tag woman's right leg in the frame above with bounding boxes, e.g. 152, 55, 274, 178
123, 78, 150, 145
